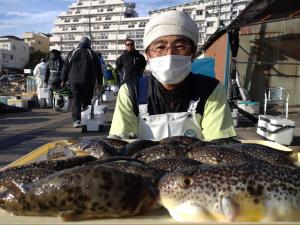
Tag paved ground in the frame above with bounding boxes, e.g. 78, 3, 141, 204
0, 102, 115, 168
0, 101, 299, 168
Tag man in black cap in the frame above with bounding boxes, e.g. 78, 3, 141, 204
61, 36, 102, 128
115, 38, 146, 85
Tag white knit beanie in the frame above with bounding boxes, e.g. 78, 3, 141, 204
143, 10, 199, 50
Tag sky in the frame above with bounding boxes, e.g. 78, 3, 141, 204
0, 0, 189, 37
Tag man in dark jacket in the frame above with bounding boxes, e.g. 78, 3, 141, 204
45, 49, 63, 107
61, 36, 102, 128
115, 38, 146, 84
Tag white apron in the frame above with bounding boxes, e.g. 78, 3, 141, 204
137, 98, 203, 140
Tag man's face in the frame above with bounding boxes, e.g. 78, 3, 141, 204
146, 35, 194, 59
125, 41, 135, 52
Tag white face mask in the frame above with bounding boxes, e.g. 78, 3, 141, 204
149, 55, 192, 85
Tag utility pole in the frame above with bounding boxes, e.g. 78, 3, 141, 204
88, 15, 92, 41
116, 3, 124, 59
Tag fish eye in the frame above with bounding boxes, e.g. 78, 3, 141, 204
180, 176, 193, 188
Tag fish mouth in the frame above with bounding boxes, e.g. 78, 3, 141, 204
163, 200, 216, 222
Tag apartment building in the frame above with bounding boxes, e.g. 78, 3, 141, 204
23, 32, 51, 54
0, 36, 30, 72
50, 0, 251, 65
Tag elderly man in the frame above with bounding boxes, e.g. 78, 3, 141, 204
109, 10, 236, 140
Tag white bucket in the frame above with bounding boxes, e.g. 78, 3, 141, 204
232, 109, 238, 127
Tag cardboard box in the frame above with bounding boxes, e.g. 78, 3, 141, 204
257, 115, 295, 145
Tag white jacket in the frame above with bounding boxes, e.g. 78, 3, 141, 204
33, 62, 48, 81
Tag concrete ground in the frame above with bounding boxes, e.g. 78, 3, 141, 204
0, 102, 115, 168
0, 101, 299, 168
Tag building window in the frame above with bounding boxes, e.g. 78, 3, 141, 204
105, 16, 111, 20
207, 21, 214, 27
38, 41, 41, 45
13, 45, 16, 50
139, 22, 146, 27
2, 53, 5, 59
107, 8, 113, 12
196, 10, 203, 16
63, 27, 68, 31
103, 25, 110, 29
65, 18, 70, 22
99, 0, 105, 4
71, 26, 77, 30
77, 1, 83, 5
96, 17, 102, 21
97, 9, 103, 12
10, 55, 13, 60
75, 9, 80, 14
73, 18, 79, 22
128, 24, 135, 28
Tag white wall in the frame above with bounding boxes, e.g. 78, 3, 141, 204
0, 38, 30, 71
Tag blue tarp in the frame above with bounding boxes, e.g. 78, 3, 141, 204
191, 57, 215, 78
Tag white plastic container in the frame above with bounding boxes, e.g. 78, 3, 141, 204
256, 115, 295, 145
0, 96, 14, 104
81, 103, 107, 132
231, 108, 239, 127
7, 99, 29, 108
102, 90, 115, 102
237, 101, 259, 114
110, 85, 119, 94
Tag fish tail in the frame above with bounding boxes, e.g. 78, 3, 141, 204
289, 152, 298, 162
0, 181, 23, 197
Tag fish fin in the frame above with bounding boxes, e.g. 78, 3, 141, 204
170, 201, 215, 222
289, 152, 298, 162
0, 181, 24, 197
59, 211, 86, 221
220, 196, 240, 221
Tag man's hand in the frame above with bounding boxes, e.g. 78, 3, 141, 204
60, 81, 65, 87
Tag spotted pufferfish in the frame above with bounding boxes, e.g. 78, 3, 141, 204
159, 162, 300, 222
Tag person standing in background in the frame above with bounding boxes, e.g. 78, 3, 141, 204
45, 49, 64, 107
61, 36, 102, 128
115, 38, 146, 85
33, 58, 49, 107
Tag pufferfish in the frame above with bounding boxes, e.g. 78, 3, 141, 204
159, 162, 300, 222
0, 164, 158, 221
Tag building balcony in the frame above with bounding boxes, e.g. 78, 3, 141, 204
49, 36, 61, 42
206, 27, 218, 34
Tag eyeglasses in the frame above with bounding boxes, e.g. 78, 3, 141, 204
148, 41, 192, 56
126, 43, 134, 46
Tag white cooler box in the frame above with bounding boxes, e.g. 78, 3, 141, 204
102, 90, 116, 102
7, 98, 29, 108
256, 115, 295, 145
81, 98, 107, 132
110, 85, 119, 94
